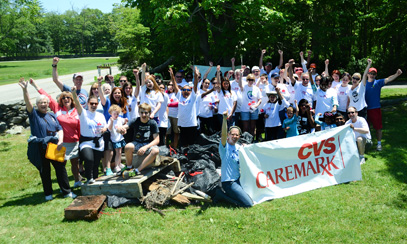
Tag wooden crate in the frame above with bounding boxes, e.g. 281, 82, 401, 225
81, 157, 180, 199
64, 195, 106, 220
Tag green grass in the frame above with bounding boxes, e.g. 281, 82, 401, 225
0, 57, 119, 85
1, 103, 407, 243
381, 88, 407, 100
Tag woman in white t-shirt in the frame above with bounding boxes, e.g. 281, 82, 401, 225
348, 72, 368, 119
72, 86, 107, 184
172, 66, 200, 147
238, 72, 262, 136
337, 72, 351, 120
157, 84, 169, 146
197, 78, 217, 135
139, 75, 163, 122
167, 70, 181, 148
216, 66, 237, 129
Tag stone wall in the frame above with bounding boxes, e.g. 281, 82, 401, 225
0, 101, 30, 134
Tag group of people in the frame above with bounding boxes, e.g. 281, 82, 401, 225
22, 50, 402, 206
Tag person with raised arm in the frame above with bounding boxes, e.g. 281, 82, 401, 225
71, 85, 107, 184
312, 68, 338, 116
167, 68, 181, 148
215, 65, 237, 129
52, 57, 88, 109
296, 98, 316, 135
173, 66, 200, 146
259, 49, 283, 83
30, 79, 82, 188
263, 87, 290, 141
214, 110, 253, 208
348, 60, 369, 119
365, 60, 403, 151
20, 78, 75, 201
138, 63, 163, 123
337, 72, 351, 120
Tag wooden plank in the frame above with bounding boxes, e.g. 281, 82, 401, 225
64, 195, 106, 220
81, 162, 175, 199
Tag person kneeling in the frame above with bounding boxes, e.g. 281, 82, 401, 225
345, 106, 372, 164
117, 103, 159, 176
214, 111, 253, 208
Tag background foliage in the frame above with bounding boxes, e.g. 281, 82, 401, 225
1, 0, 406, 77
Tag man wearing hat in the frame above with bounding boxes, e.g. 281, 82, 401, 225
52, 57, 88, 109
259, 49, 284, 83
365, 59, 403, 151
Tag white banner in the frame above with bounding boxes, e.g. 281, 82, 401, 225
239, 125, 362, 205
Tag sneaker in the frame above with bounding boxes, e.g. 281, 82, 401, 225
64, 192, 77, 199
360, 158, 365, 165
45, 195, 53, 201
116, 165, 129, 176
377, 144, 382, 151
106, 168, 113, 176
113, 166, 121, 173
119, 163, 126, 169
128, 168, 140, 178
73, 181, 83, 188
87, 178, 95, 184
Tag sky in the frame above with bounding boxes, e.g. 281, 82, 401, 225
39, 0, 123, 14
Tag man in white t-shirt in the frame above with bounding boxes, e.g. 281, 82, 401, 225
345, 106, 372, 164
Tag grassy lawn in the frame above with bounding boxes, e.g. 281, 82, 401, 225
0, 94, 406, 243
0, 57, 119, 85
381, 88, 407, 100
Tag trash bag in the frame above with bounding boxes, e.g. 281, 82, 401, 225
195, 132, 221, 146
239, 132, 254, 145
106, 195, 140, 208
158, 145, 170, 156
185, 159, 220, 195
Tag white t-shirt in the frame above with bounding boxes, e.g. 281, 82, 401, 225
313, 88, 338, 115
167, 92, 179, 118
331, 80, 341, 89
260, 66, 280, 83
345, 117, 371, 140
127, 95, 139, 121
294, 82, 314, 107
265, 84, 291, 111
337, 85, 351, 112
241, 85, 262, 112
286, 81, 296, 104
348, 82, 367, 111
139, 85, 164, 115
263, 99, 290, 127
79, 110, 106, 151
217, 90, 237, 115
176, 80, 189, 89
230, 80, 243, 113
177, 90, 198, 127
198, 91, 216, 118
109, 117, 125, 143
157, 92, 169, 128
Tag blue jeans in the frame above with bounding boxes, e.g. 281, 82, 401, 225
215, 180, 253, 208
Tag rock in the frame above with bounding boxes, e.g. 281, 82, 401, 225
11, 116, 23, 124
0, 122, 6, 133
6, 125, 24, 135
19, 106, 26, 111
25, 118, 30, 125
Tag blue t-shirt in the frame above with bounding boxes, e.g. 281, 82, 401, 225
365, 79, 385, 110
102, 98, 129, 122
283, 115, 299, 138
63, 84, 88, 109
219, 141, 241, 182
28, 109, 62, 138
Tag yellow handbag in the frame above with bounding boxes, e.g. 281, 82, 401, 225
45, 143, 66, 163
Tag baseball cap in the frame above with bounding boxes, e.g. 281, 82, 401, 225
368, 67, 377, 73
265, 62, 272, 66
310, 63, 316, 68
251, 66, 260, 72
295, 67, 304, 74
271, 73, 280, 78
266, 91, 278, 96
73, 73, 83, 79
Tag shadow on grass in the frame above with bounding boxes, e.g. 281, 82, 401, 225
0, 65, 18, 68
0, 192, 46, 207
0, 141, 11, 152
376, 105, 407, 209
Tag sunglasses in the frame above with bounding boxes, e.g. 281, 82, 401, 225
175, 76, 183, 78
119, 80, 127, 82
347, 111, 355, 114
247, 79, 255, 82
324, 112, 333, 117
315, 79, 321, 82
352, 77, 360, 81
61, 96, 71, 100
182, 89, 192, 92
90, 102, 98, 106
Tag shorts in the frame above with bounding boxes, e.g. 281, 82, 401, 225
63, 142, 79, 160
112, 139, 126, 149
241, 110, 259, 121
357, 137, 373, 150
129, 141, 157, 155
168, 116, 180, 134
367, 108, 382, 130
